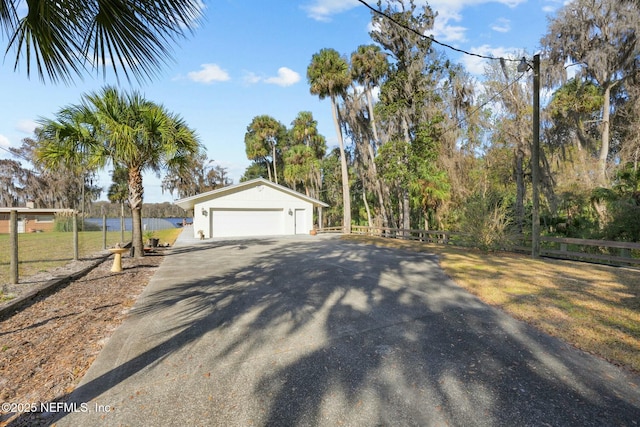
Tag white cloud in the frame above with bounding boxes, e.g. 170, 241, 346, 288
242, 71, 262, 85
304, 0, 529, 47
0, 134, 10, 148
304, 0, 530, 64
431, 17, 467, 43
460, 44, 520, 75
303, 0, 525, 23
16, 119, 37, 134
491, 18, 511, 33
244, 67, 301, 87
429, 0, 526, 8
542, 0, 565, 14
187, 64, 230, 84
264, 67, 301, 87
302, 0, 359, 22
428, 0, 526, 41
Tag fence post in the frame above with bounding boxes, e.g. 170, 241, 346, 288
9, 210, 18, 284
73, 212, 79, 261
120, 202, 125, 243
102, 213, 107, 250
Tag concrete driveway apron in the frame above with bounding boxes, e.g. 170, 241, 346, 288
52, 234, 640, 426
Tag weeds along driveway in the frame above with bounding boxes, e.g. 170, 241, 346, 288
51, 235, 640, 427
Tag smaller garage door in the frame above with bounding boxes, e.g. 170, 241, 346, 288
211, 209, 284, 237
294, 209, 307, 234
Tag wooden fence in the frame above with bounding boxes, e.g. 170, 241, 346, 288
537, 236, 640, 266
318, 225, 640, 267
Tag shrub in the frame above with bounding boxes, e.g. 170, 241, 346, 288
459, 194, 517, 251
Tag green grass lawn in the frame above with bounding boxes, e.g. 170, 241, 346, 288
0, 227, 183, 289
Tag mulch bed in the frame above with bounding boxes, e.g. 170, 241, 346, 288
0, 252, 164, 427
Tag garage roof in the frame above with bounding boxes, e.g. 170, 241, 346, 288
173, 178, 329, 211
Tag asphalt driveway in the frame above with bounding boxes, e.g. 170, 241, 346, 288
51, 234, 640, 426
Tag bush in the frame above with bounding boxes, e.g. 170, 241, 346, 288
54, 216, 75, 232
602, 202, 640, 242
53, 216, 100, 232
459, 194, 517, 251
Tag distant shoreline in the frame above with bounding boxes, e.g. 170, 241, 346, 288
84, 217, 193, 231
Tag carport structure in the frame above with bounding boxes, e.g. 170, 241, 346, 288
174, 178, 328, 239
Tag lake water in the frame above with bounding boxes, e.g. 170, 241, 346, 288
85, 217, 190, 231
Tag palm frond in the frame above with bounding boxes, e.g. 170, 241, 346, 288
0, 0, 18, 36
83, 0, 203, 82
7, 0, 84, 83
4, 0, 203, 83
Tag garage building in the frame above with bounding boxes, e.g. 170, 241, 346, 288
174, 178, 329, 239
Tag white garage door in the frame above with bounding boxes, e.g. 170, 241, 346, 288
211, 209, 284, 237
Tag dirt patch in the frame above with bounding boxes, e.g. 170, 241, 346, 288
0, 252, 164, 426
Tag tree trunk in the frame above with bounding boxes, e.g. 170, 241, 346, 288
128, 165, 145, 258
363, 115, 389, 228
331, 95, 351, 234
598, 84, 612, 185
403, 189, 410, 233
272, 143, 278, 184
401, 116, 411, 234
382, 182, 395, 231
515, 146, 525, 234
363, 192, 373, 228
266, 162, 272, 182
365, 88, 381, 151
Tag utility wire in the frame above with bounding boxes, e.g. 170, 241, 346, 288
355, 0, 531, 135
357, 0, 520, 63
0, 144, 23, 160
0, 143, 35, 163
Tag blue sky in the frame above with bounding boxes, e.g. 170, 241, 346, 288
0, 0, 563, 203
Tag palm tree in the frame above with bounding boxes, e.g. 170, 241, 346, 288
1, 0, 202, 83
307, 48, 352, 233
36, 86, 202, 257
283, 144, 316, 195
288, 111, 326, 198
350, 44, 388, 148
350, 44, 390, 228
244, 115, 286, 184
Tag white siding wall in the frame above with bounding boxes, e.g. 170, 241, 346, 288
191, 184, 313, 238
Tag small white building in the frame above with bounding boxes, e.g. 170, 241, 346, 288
174, 178, 329, 239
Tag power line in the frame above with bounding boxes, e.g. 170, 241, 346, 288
0, 143, 34, 163
0, 143, 44, 178
0, 145, 22, 160
355, 0, 531, 136
357, 0, 520, 63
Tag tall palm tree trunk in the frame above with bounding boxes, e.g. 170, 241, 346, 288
128, 165, 145, 258
364, 88, 390, 228
331, 96, 351, 234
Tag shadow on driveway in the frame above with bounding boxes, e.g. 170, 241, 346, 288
29, 236, 640, 426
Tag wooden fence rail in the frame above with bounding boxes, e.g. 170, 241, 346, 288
318, 225, 640, 267
538, 236, 640, 265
